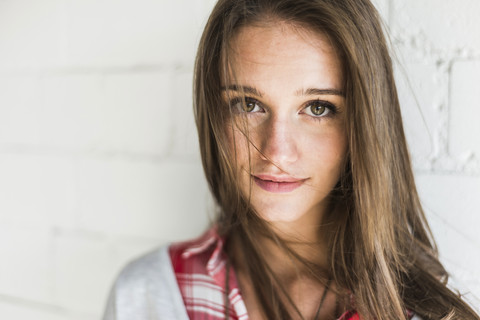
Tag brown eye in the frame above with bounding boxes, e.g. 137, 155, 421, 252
244, 100, 257, 112
303, 100, 338, 119
309, 101, 327, 116
231, 97, 262, 113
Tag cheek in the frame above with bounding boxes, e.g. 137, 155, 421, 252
307, 129, 347, 172
330, 131, 348, 162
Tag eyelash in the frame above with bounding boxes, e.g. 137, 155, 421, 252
229, 97, 263, 114
228, 97, 338, 120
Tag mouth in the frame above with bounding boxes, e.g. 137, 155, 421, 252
252, 174, 307, 193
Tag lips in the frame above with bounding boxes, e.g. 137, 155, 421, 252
253, 174, 307, 193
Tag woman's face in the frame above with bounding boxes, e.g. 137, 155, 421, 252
224, 23, 347, 225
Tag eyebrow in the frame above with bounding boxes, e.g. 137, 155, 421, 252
221, 85, 344, 97
296, 88, 345, 97
221, 85, 264, 97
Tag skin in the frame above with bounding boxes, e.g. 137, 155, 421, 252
224, 22, 348, 319
225, 22, 347, 243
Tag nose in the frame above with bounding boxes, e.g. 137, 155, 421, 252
258, 115, 298, 165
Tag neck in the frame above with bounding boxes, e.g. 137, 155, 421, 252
259, 222, 330, 279
262, 201, 334, 275
230, 219, 340, 320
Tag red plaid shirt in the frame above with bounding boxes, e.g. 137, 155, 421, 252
169, 227, 361, 320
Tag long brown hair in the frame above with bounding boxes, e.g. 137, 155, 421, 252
193, 0, 479, 319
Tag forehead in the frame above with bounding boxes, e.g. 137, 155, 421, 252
225, 22, 344, 90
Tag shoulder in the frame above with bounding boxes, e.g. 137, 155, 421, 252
115, 246, 168, 288
103, 245, 189, 320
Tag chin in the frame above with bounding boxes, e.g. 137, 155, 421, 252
258, 212, 301, 223
253, 202, 310, 223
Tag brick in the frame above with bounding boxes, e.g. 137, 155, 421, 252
0, 300, 95, 320
427, 218, 480, 304
416, 173, 480, 301
0, 225, 52, 304
38, 73, 105, 150
1, 73, 153, 153
0, 154, 76, 228
52, 231, 112, 315
66, 0, 205, 67
0, 75, 43, 146
170, 72, 200, 158
427, 218, 480, 305
416, 174, 480, 250
442, 260, 480, 312
75, 157, 211, 240
391, 0, 480, 52
103, 72, 172, 155
450, 60, 480, 157
394, 61, 443, 162
38, 72, 171, 154
0, 0, 68, 69
426, 213, 480, 270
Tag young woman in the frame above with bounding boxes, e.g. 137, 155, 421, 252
103, 0, 479, 319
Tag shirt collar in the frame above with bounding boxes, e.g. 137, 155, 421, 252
181, 226, 230, 288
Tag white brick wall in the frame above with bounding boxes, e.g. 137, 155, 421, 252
0, 1, 478, 318
450, 60, 480, 158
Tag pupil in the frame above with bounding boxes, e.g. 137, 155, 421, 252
312, 104, 325, 115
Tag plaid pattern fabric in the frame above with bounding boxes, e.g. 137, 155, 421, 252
169, 227, 363, 320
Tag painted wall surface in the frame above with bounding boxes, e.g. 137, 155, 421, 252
0, 0, 478, 318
